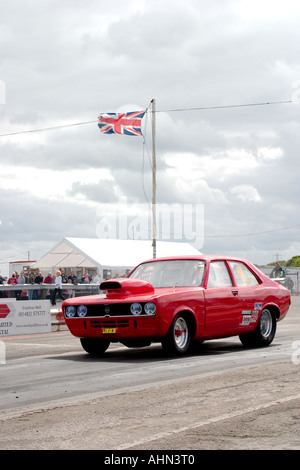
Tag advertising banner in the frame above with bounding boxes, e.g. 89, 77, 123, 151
0, 299, 51, 336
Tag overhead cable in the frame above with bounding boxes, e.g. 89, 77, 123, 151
0, 99, 299, 137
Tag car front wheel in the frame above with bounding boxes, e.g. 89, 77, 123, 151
239, 308, 276, 348
80, 337, 110, 356
162, 314, 191, 355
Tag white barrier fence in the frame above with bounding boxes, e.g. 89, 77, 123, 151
0, 284, 100, 336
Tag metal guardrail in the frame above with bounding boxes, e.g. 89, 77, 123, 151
0, 283, 101, 295
259, 267, 300, 295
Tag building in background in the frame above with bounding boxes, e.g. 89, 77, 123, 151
30, 237, 201, 281
9, 260, 36, 278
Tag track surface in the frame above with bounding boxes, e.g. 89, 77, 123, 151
0, 297, 299, 450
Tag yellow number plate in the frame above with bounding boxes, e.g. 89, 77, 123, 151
102, 328, 117, 334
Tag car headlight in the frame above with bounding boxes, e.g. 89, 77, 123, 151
65, 306, 76, 318
77, 305, 88, 317
144, 303, 156, 315
130, 303, 142, 315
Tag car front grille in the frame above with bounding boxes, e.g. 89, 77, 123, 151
84, 304, 133, 317
90, 319, 130, 329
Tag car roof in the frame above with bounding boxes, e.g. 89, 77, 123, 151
138, 255, 250, 264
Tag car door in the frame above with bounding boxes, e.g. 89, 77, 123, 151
204, 260, 242, 337
227, 260, 262, 331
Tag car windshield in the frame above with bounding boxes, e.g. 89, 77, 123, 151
129, 260, 206, 288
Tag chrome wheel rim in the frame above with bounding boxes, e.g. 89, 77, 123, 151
260, 310, 272, 338
173, 317, 188, 350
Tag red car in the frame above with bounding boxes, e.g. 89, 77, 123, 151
62, 255, 291, 356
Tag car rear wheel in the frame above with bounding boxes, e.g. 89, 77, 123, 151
162, 314, 191, 355
239, 308, 276, 348
80, 337, 110, 356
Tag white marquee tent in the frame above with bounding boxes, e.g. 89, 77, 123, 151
31, 237, 201, 277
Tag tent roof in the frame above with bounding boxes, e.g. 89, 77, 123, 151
31, 237, 201, 270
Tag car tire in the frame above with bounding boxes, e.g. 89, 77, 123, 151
80, 337, 110, 356
239, 308, 276, 348
162, 314, 191, 355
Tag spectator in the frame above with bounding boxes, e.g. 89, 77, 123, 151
51, 270, 66, 306
28, 272, 35, 300
8, 272, 18, 283
92, 273, 101, 284
68, 271, 77, 284
18, 271, 26, 284
44, 272, 54, 300
17, 271, 26, 300
34, 271, 43, 299
81, 271, 92, 284
60, 268, 68, 283
35, 271, 43, 283
8, 272, 18, 298
270, 262, 286, 279
44, 272, 54, 283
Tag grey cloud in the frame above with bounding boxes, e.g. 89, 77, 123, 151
67, 180, 120, 203
1, 0, 300, 271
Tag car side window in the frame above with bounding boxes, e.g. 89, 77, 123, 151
228, 261, 259, 286
207, 261, 233, 288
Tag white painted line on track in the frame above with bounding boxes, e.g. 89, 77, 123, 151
116, 393, 300, 450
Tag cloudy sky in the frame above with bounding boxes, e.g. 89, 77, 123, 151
1, 0, 300, 275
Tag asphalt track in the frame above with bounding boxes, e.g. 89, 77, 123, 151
0, 296, 299, 450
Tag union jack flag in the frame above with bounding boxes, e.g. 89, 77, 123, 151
98, 110, 146, 136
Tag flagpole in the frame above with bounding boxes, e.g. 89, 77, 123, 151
151, 98, 156, 259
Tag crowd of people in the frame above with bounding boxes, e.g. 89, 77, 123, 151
1, 263, 295, 301
0, 268, 101, 301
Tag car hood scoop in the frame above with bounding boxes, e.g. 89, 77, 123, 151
100, 278, 154, 297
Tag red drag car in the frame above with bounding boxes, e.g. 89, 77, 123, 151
62, 255, 291, 356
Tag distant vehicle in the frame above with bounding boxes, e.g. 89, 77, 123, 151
62, 255, 291, 356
